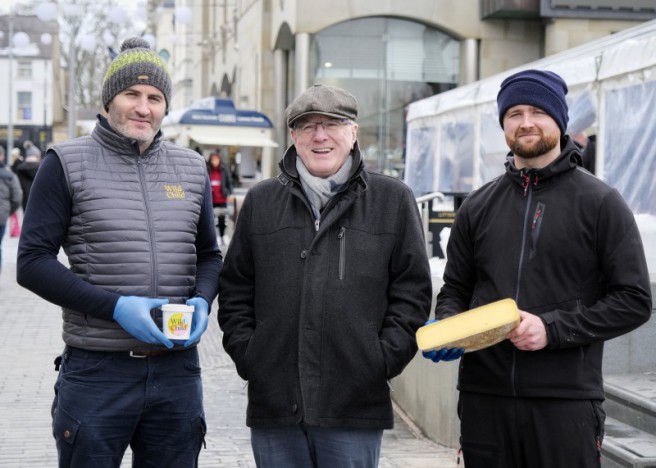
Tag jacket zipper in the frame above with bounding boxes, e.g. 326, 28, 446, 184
337, 226, 346, 280
512, 170, 538, 396
515, 172, 535, 304
521, 172, 538, 197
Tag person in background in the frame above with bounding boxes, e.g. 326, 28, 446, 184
14, 140, 42, 212
17, 37, 221, 467
571, 130, 597, 174
218, 84, 432, 467
8, 146, 24, 237
10, 147, 22, 172
207, 151, 233, 245
423, 69, 652, 468
0, 146, 22, 273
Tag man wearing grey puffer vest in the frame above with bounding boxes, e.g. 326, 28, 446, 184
17, 37, 221, 468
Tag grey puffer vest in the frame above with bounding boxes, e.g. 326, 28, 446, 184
52, 123, 207, 352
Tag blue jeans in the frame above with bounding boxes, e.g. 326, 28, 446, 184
251, 424, 383, 468
52, 346, 206, 468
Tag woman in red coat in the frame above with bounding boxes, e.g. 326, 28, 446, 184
207, 151, 234, 244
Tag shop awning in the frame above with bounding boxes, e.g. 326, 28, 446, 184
162, 124, 279, 148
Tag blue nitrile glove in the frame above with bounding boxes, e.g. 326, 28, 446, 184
421, 318, 465, 363
422, 348, 465, 362
113, 296, 173, 348
184, 296, 209, 347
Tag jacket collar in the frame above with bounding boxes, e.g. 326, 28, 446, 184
505, 135, 582, 190
0, 167, 13, 181
277, 140, 366, 189
92, 114, 164, 157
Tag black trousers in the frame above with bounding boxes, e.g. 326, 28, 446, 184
458, 392, 605, 468
213, 203, 228, 237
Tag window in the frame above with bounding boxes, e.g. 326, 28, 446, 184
17, 61, 32, 79
309, 17, 459, 177
17, 92, 32, 121
159, 49, 170, 63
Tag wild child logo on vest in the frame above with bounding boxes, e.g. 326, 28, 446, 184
165, 184, 186, 199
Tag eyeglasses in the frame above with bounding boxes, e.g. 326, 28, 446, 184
294, 119, 351, 135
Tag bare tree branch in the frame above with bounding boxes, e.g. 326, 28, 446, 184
58, 0, 145, 110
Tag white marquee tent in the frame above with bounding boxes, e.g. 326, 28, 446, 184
404, 19, 656, 277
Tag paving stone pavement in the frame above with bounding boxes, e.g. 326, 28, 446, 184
0, 233, 459, 467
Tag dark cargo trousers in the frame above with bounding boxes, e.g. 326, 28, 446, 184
52, 346, 206, 468
458, 392, 605, 468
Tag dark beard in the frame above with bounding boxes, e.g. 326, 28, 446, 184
508, 132, 559, 159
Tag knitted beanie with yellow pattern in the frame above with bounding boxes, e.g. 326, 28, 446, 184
101, 37, 171, 113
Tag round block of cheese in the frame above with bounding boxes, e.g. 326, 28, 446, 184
416, 298, 520, 353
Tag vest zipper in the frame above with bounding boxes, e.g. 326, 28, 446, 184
137, 156, 158, 296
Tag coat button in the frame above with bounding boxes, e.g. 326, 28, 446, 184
292, 404, 298, 413
63, 430, 71, 439
300, 250, 308, 259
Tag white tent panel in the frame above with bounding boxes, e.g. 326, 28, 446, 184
598, 35, 656, 80
404, 19, 656, 278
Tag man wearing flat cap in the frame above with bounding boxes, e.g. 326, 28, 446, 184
423, 69, 651, 467
17, 37, 221, 466
218, 84, 432, 467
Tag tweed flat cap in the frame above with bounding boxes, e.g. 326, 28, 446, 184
286, 84, 358, 128
102, 37, 172, 112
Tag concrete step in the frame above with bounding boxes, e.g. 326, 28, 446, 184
605, 373, 656, 436
602, 417, 656, 468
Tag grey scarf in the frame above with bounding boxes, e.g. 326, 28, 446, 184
296, 155, 353, 220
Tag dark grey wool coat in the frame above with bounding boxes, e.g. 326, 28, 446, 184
218, 143, 432, 429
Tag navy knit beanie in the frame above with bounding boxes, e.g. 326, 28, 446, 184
497, 69, 569, 135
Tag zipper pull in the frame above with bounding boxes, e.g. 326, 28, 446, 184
521, 173, 530, 197
337, 226, 345, 239
532, 208, 542, 230
314, 219, 320, 231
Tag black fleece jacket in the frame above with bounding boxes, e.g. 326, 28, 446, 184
218, 143, 432, 429
436, 136, 652, 400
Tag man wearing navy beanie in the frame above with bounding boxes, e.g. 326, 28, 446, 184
424, 68, 652, 468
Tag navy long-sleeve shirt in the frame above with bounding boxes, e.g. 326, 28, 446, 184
17, 146, 222, 322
